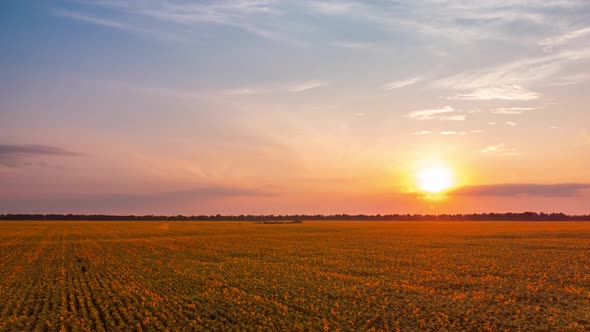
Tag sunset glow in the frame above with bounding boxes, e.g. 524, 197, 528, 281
2, 3, 590, 331
1, 1, 589, 214
417, 167, 454, 194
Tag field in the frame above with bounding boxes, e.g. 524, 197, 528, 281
0, 221, 588, 331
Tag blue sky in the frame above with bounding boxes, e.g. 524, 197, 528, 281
1, 0, 589, 214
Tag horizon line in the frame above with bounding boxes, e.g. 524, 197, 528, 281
2, 212, 589, 221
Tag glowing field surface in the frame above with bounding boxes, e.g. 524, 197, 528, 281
0, 221, 588, 331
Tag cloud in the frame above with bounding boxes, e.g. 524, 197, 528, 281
0, 144, 80, 167
441, 115, 466, 121
480, 143, 519, 155
436, 49, 590, 98
480, 143, 505, 153
437, 50, 590, 90
550, 73, 590, 86
492, 107, 540, 114
0, 187, 276, 213
55, 10, 131, 30
69, 0, 284, 41
0, 144, 79, 156
226, 87, 269, 96
407, 106, 457, 120
307, 2, 353, 15
226, 80, 328, 96
304, 0, 589, 45
57, 0, 590, 50
506, 121, 517, 127
331, 41, 386, 51
413, 130, 481, 135
452, 85, 539, 100
53, 10, 183, 41
382, 77, 420, 90
286, 80, 328, 93
451, 183, 590, 197
539, 26, 590, 51
441, 129, 483, 135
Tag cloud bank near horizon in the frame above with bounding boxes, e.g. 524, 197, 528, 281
451, 183, 590, 197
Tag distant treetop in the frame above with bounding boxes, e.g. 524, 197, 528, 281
0, 212, 588, 221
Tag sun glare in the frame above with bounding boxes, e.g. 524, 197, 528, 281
416, 166, 454, 193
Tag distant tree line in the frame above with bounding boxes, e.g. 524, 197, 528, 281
0, 212, 588, 221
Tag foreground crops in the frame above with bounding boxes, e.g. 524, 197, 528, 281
0, 222, 588, 331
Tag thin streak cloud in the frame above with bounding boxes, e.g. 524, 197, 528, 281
452, 85, 539, 101
440, 131, 466, 135
452, 183, 590, 197
539, 26, 590, 51
492, 107, 540, 114
225, 80, 328, 96
53, 10, 184, 42
0, 144, 80, 156
480, 143, 520, 156
286, 80, 328, 93
0, 144, 80, 167
407, 106, 457, 120
382, 77, 420, 91
435, 49, 590, 99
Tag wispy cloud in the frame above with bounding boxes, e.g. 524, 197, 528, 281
226, 88, 269, 96
506, 121, 517, 127
539, 26, 590, 52
407, 106, 459, 120
492, 107, 540, 114
441, 115, 466, 121
436, 49, 590, 99
304, 0, 588, 44
452, 85, 539, 101
55, 10, 131, 30
480, 143, 505, 153
307, 2, 354, 15
437, 50, 590, 90
551, 73, 590, 86
413, 129, 481, 136
55, 0, 590, 50
382, 77, 420, 91
68, 0, 284, 41
0, 144, 79, 156
53, 10, 184, 41
226, 80, 328, 96
451, 183, 590, 197
331, 41, 386, 51
145, 2, 282, 40
286, 80, 328, 93
0, 186, 276, 213
0, 144, 80, 167
480, 143, 520, 156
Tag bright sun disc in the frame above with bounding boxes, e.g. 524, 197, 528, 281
416, 166, 454, 193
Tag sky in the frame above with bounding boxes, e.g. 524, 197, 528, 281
1, 0, 589, 215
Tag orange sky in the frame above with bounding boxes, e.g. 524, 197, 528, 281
1, 1, 589, 214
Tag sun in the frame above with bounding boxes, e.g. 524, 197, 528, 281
416, 166, 454, 193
